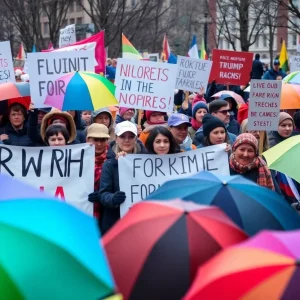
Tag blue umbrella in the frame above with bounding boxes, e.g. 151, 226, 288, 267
147, 171, 300, 236
0, 199, 116, 299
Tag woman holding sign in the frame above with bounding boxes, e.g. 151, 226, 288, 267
98, 121, 147, 234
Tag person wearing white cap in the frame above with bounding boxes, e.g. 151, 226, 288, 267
98, 121, 147, 234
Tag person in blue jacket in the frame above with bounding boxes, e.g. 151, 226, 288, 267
263, 59, 286, 80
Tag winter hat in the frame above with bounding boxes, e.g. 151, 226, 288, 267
192, 102, 208, 120
119, 107, 135, 117
232, 133, 258, 153
237, 103, 249, 125
279, 112, 294, 127
87, 123, 110, 139
202, 114, 226, 138
145, 110, 166, 121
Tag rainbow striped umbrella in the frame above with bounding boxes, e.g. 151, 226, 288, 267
44, 72, 119, 111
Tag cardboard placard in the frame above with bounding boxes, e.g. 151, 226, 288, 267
290, 56, 300, 73
0, 41, 16, 84
27, 50, 94, 108
59, 24, 76, 48
115, 58, 177, 112
209, 49, 254, 85
176, 56, 212, 92
248, 80, 281, 131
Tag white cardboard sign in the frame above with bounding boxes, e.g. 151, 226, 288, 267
118, 144, 230, 217
115, 58, 178, 112
248, 80, 281, 131
176, 56, 212, 92
290, 56, 300, 73
27, 50, 94, 108
0, 41, 16, 83
59, 24, 76, 48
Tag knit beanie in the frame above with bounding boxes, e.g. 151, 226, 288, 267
202, 114, 226, 137
119, 107, 135, 117
145, 110, 166, 121
232, 133, 258, 153
192, 102, 208, 120
279, 112, 294, 127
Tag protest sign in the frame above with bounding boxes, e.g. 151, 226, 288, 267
43, 31, 106, 74
0, 41, 16, 84
115, 58, 177, 112
209, 49, 253, 85
0, 144, 94, 215
290, 56, 300, 72
248, 80, 281, 131
27, 50, 94, 108
59, 24, 76, 48
176, 56, 212, 92
118, 144, 230, 217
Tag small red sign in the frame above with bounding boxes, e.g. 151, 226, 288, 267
209, 49, 254, 85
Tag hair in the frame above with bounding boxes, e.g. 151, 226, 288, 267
255, 53, 260, 59
9, 103, 27, 118
45, 124, 70, 145
208, 100, 228, 114
240, 119, 269, 152
202, 128, 229, 147
293, 111, 300, 130
145, 126, 180, 154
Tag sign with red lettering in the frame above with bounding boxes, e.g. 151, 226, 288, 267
209, 49, 254, 85
0, 41, 15, 84
248, 80, 281, 131
115, 58, 177, 112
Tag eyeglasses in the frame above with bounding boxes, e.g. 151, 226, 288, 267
217, 109, 230, 115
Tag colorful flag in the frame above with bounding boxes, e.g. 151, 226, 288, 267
188, 34, 199, 59
161, 34, 170, 61
48, 42, 54, 50
122, 33, 143, 60
32, 44, 36, 53
279, 40, 289, 72
16, 43, 26, 60
200, 39, 208, 60
168, 53, 177, 64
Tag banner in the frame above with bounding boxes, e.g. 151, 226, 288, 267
27, 50, 94, 108
59, 24, 76, 48
0, 144, 95, 215
209, 49, 254, 85
176, 56, 212, 92
118, 144, 230, 217
290, 56, 300, 72
0, 41, 16, 84
248, 80, 281, 131
115, 58, 177, 112
43, 31, 106, 74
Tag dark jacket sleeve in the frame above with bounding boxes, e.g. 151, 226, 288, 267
99, 160, 117, 209
28, 110, 44, 145
206, 82, 217, 102
174, 90, 184, 106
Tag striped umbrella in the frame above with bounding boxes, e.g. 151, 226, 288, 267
283, 71, 300, 84
0, 82, 30, 101
44, 72, 118, 111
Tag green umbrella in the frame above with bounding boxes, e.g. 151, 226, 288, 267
263, 135, 300, 183
0, 198, 115, 300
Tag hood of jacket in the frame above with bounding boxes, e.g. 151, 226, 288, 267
92, 108, 113, 128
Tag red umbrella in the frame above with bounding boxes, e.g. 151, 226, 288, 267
212, 90, 245, 105
102, 200, 247, 300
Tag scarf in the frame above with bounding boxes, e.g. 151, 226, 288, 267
93, 146, 108, 219
229, 153, 275, 191
191, 118, 201, 131
180, 136, 194, 151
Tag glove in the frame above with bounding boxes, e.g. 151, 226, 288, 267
88, 192, 100, 203
112, 191, 126, 206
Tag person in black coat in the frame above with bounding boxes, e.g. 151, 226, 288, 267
0, 102, 34, 146
97, 121, 147, 235
251, 53, 264, 79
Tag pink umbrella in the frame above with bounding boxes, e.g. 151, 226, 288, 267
212, 90, 245, 105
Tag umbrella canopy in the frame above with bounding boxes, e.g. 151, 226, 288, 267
263, 135, 300, 183
184, 230, 300, 299
211, 90, 245, 105
0, 174, 52, 200
44, 71, 118, 111
245, 82, 300, 109
103, 199, 247, 300
283, 71, 300, 84
0, 82, 30, 101
0, 199, 115, 299
146, 171, 300, 236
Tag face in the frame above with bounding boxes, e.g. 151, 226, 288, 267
116, 131, 137, 152
9, 110, 25, 128
149, 112, 165, 123
82, 111, 91, 123
94, 113, 111, 128
278, 119, 293, 138
235, 144, 256, 166
52, 119, 67, 128
195, 109, 207, 123
153, 133, 170, 155
226, 99, 233, 110
48, 132, 66, 146
170, 124, 189, 144
209, 127, 226, 145
87, 137, 108, 155
248, 130, 260, 140
67, 110, 76, 118
212, 104, 230, 124
273, 64, 279, 72
123, 109, 135, 121
38, 111, 47, 125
